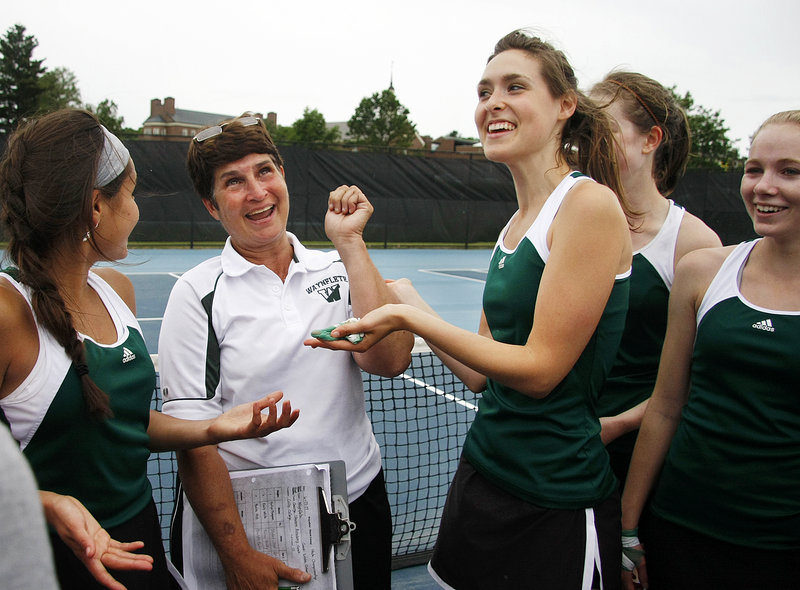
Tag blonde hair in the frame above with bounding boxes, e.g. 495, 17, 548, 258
751, 110, 800, 144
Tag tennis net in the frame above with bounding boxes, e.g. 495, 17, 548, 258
147, 345, 480, 568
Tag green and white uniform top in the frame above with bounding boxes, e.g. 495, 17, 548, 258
0, 270, 155, 529
463, 171, 631, 509
598, 201, 684, 419
651, 239, 800, 549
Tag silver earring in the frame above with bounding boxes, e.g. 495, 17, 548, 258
82, 220, 99, 242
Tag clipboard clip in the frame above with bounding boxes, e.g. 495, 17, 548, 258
318, 487, 356, 573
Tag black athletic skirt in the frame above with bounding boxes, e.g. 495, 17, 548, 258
429, 456, 621, 590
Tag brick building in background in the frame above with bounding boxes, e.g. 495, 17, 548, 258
140, 97, 277, 141
139, 97, 480, 154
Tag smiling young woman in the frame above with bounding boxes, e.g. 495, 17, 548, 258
305, 29, 633, 590
621, 111, 800, 590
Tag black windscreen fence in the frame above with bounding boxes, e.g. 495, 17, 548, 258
1, 139, 756, 247
128, 143, 520, 246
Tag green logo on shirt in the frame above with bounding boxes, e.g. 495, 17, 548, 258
306, 275, 347, 303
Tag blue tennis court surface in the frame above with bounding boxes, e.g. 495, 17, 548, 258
116, 247, 490, 355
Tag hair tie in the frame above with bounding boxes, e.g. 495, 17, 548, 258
95, 126, 130, 188
607, 79, 663, 127
75, 362, 90, 377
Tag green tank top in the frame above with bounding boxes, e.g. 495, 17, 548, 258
597, 253, 669, 418
25, 330, 155, 528
652, 243, 800, 549
1, 268, 157, 529
463, 172, 630, 509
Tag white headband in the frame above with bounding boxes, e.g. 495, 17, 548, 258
95, 125, 130, 188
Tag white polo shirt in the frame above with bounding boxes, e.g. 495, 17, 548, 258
159, 233, 381, 500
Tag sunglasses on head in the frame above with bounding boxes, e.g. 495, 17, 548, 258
193, 116, 261, 142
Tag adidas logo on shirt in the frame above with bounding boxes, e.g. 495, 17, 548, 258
498, 255, 506, 270
752, 319, 775, 332
122, 347, 137, 363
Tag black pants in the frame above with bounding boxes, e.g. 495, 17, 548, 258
349, 468, 393, 590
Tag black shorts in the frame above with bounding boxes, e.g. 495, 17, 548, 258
645, 512, 800, 590
429, 457, 621, 590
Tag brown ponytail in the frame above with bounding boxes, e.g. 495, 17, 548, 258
488, 30, 632, 220
592, 71, 691, 196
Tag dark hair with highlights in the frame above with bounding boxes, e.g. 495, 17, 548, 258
592, 71, 690, 196
0, 108, 132, 419
488, 29, 631, 218
186, 115, 284, 205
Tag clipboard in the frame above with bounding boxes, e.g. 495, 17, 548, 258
228, 461, 354, 590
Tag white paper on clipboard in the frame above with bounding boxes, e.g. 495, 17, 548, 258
230, 463, 338, 590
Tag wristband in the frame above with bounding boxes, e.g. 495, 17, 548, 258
621, 527, 645, 572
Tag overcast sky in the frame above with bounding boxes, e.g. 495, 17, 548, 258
3, 0, 798, 154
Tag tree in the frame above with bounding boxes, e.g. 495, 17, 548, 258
0, 24, 45, 134
670, 88, 741, 170
264, 118, 295, 143
85, 99, 139, 140
37, 66, 81, 114
85, 99, 128, 137
292, 107, 340, 144
347, 88, 417, 148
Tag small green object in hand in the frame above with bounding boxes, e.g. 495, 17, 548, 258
311, 318, 364, 344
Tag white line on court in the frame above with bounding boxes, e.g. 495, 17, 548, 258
418, 268, 487, 283
400, 373, 478, 412
118, 271, 181, 276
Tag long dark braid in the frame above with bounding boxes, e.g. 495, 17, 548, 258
0, 109, 128, 420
